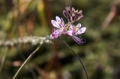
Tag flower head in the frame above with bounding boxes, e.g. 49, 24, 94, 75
50, 7, 86, 45
63, 7, 84, 22
51, 16, 64, 28
50, 29, 63, 39
50, 16, 65, 39
65, 23, 86, 44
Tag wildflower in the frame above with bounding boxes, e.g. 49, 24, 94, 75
65, 23, 86, 44
50, 16, 65, 39
50, 7, 86, 45
63, 7, 84, 22
50, 29, 61, 39
72, 23, 86, 35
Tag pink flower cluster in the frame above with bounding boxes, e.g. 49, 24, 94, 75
50, 7, 86, 45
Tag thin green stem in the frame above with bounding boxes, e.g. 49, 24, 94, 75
13, 44, 42, 79
0, 47, 8, 75
59, 38, 89, 79
18, 46, 37, 79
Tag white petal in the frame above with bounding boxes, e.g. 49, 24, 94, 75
78, 27, 86, 34
56, 16, 61, 22
76, 23, 81, 28
66, 30, 73, 36
61, 18, 65, 27
51, 20, 60, 28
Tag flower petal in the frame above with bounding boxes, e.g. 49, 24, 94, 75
76, 23, 81, 28
60, 18, 65, 28
72, 36, 85, 45
65, 30, 73, 36
56, 16, 61, 22
78, 27, 86, 34
51, 20, 60, 28
50, 29, 63, 39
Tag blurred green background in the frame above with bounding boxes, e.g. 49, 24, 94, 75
0, 0, 120, 79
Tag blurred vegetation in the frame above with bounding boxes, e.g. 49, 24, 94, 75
0, 0, 120, 79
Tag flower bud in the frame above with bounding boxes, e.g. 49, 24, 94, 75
63, 10, 68, 18
71, 13, 75, 21
66, 7, 71, 14
77, 10, 82, 16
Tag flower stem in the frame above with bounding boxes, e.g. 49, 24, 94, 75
0, 47, 8, 75
13, 44, 42, 79
59, 38, 89, 79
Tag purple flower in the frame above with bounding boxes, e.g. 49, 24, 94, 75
51, 16, 64, 28
66, 23, 86, 44
50, 29, 63, 39
66, 6, 71, 15
50, 16, 65, 39
50, 7, 86, 45
73, 23, 86, 35
63, 10, 69, 19
63, 7, 84, 22
71, 13, 76, 21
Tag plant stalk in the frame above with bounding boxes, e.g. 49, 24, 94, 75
13, 44, 42, 79
59, 38, 89, 79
